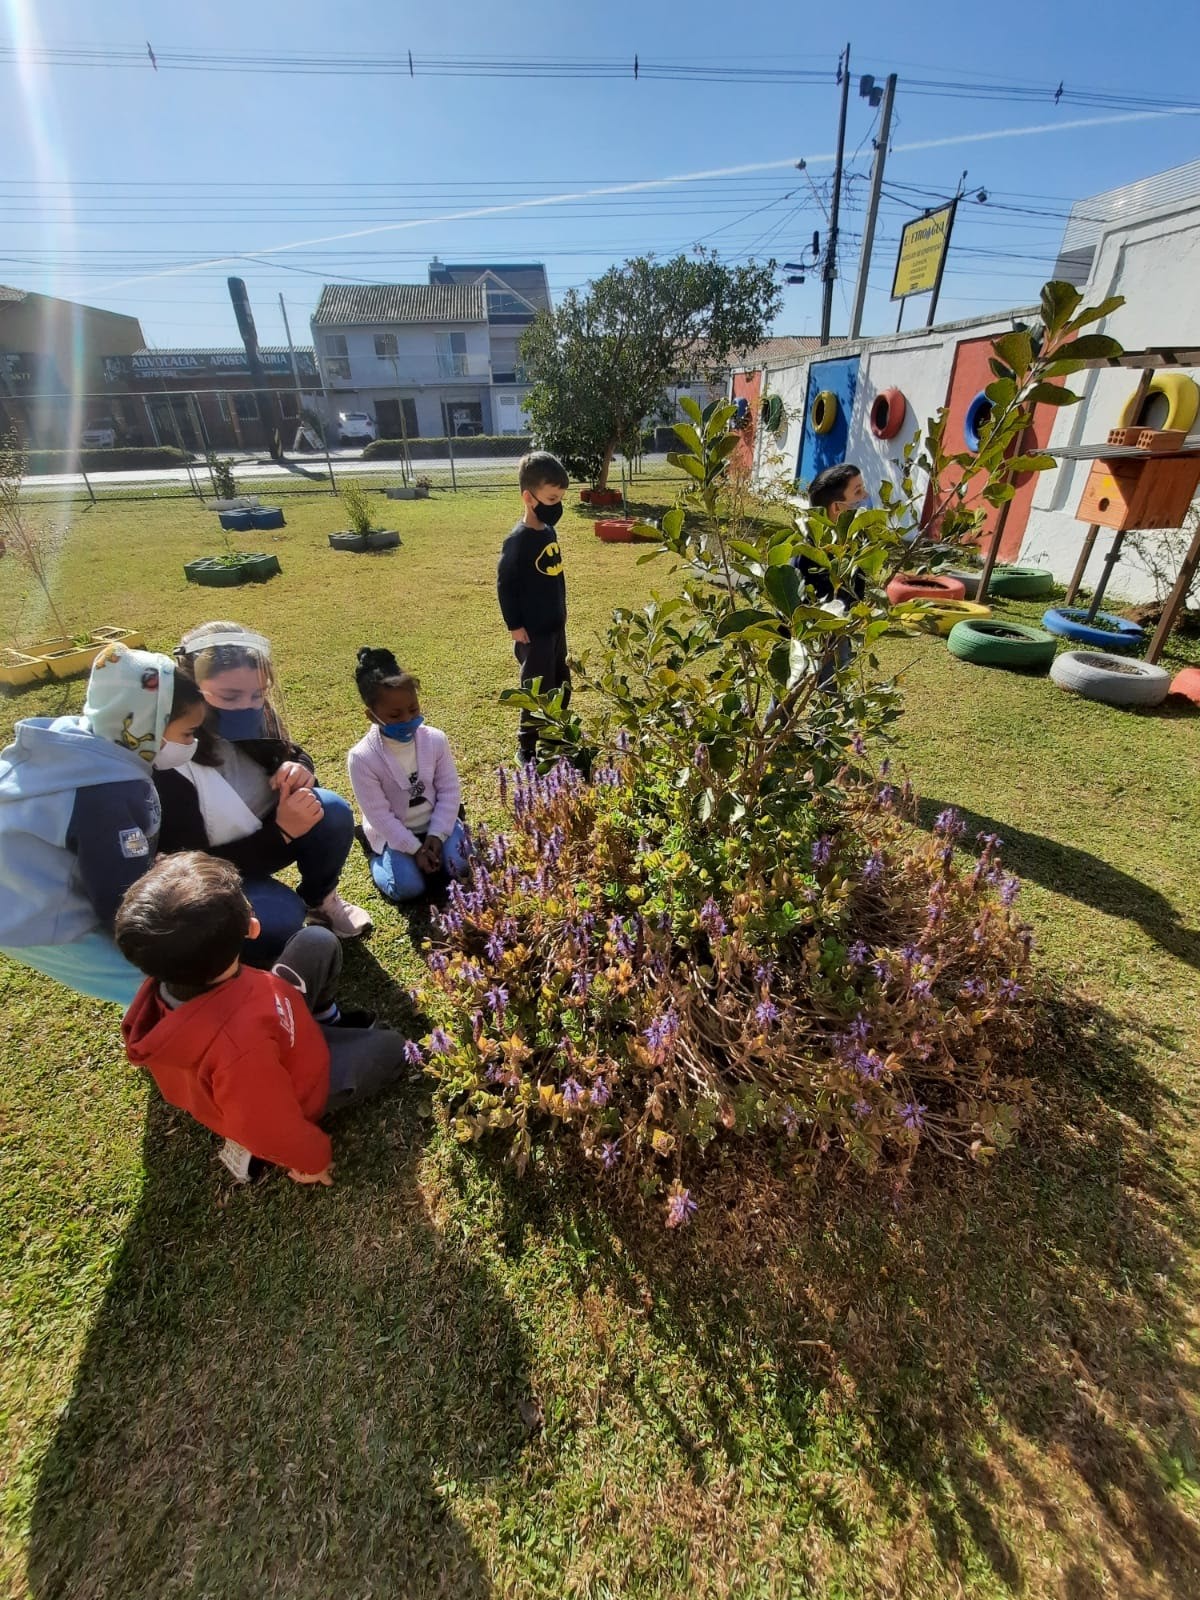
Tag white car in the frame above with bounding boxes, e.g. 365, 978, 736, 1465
80, 418, 118, 448
338, 411, 377, 446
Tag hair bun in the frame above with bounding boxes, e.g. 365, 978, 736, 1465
356, 645, 400, 675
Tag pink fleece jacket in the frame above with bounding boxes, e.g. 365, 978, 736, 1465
346, 723, 462, 855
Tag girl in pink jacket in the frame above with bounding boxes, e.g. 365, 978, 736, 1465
346, 648, 471, 904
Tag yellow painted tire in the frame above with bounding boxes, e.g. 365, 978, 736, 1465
810, 390, 839, 435
899, 599, 992, 637
1118, 372, 1200, 433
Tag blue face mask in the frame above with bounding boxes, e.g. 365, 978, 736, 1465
380, 714, 424, 743
215, 706, 266, 741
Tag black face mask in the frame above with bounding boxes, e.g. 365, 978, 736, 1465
535, 499, 564, 527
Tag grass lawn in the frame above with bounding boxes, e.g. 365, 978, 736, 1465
2, 479, 1200, 1599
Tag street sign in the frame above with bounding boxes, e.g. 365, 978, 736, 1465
891, 203, 955, 300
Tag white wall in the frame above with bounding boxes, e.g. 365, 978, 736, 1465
1019, 195, 1200, 602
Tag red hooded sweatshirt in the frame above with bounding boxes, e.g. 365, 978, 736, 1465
123, 966, 332, 1173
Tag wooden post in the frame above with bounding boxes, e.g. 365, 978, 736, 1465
1146, 519, 1200, 665
975, 495, 1014, 602
1064, 524, 1100, 604
1083, 528, 1129, 621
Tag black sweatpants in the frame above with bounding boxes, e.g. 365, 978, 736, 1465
514, 626, 571, 762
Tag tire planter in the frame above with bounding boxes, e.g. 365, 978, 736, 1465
886, 573, 968, 605
936, 566, 985, 599
184, 554, 281, 587
870, 387, 907, 441
1169, 667, 1200, 705
249, 506, 285, 530
809, 390, 839, 435
580, 488, 622, 507
947, 618, 1057, 672
986, 565, 1055, 599
218, 509, 254, 533
1050, 650, 1170, 708
328, 530, 402, 552
1041, 606, 1144, 651
899, 599, 993, 636
595, 519, 636, 543
964, 391, 993, 451
1118, 372, 1200, 435
762, 394, 785, 433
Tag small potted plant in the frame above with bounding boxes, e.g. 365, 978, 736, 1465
329, 480, 401, 552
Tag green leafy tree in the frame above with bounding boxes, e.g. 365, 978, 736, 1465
520, 250, 781, 490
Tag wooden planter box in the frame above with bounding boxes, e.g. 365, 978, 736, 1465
184, 554, 281, 587
581, 487, 622, 506
595, 519, 636, 543
1, 628, 147, 686
328, 530, 402, 552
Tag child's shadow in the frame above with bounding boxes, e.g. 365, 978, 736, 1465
27, 1090, 532, 1599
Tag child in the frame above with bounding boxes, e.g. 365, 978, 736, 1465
0, 642, 207, 1004
117, 852, 407, 1185
346, 647, 471, 904
794, 462, 872, 684
497, 450, 571, 762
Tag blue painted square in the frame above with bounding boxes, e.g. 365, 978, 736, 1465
798, 357, 859, 486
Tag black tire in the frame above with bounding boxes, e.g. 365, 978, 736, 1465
947, 618, 1057, 671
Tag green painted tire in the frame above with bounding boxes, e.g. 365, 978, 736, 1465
986, 564, 1055, 598
947, 618, 1057, 671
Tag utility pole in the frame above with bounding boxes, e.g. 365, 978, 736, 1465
849, 72, 897, 340
820, 42, 851, 348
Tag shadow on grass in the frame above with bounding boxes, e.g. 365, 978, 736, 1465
26, 1090, 532, 1600
915, 797, 1200, 975
464, 993, 1200, 1594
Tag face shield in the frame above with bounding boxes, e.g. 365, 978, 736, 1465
174, 622, 290, 744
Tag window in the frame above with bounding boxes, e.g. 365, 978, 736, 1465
324, 334, 348, 359
487, 287, 531, 317
326, 359, 351, 381
438, 331, 469, 377
233, 392, 260, 421
374, 334, 398, 358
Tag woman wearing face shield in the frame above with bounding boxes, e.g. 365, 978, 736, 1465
154, 622, 372, 963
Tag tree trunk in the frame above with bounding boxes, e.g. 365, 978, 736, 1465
595, 439, 617, 491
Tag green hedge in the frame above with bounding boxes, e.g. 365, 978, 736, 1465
362, 434, 531, 460
24, 446, 195, 474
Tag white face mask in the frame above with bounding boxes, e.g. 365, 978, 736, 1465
153, 739, 198, 772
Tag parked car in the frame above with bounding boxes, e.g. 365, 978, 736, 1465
338, 411, 377, 446
80, 417, 119, 448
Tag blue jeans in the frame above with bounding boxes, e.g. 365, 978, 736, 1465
242, 788, 357, 966
370, 819, 471, 904
0, 932, 142, 1005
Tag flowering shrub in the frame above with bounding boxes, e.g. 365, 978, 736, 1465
417, 759, 1036, 1227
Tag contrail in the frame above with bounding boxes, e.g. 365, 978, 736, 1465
92, 107, 1195, 291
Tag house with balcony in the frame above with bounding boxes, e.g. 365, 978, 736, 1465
311, 282, 495, 440
427, 261, 551, 434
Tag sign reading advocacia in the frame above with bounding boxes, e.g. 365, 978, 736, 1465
891, 204, 955, 300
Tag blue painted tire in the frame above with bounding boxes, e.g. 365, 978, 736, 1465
250, 507, 285, 530
218, 509, 253, 532
1041, 606, 1144, 652
964, 391, 993, 451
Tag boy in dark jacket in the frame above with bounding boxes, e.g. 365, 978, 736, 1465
497, 451, 571, 763
117, 852, 407, 1184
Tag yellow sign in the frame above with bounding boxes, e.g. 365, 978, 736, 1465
891, 204, 955, 299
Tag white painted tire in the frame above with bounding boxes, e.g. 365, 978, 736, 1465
1049, 650, 1170, 708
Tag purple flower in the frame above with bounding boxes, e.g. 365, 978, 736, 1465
999, 875, 1020, 907
853, 1099, 872, 1120
977, 831, 1003, 853
755, 999, 780, 1029
665, 1186, 698, 1229
699, 898, 727, 937
427, 951, 449, 976
616, 729, 631, 753
934, 807, 966, 842
879, 758, 891, 778
485, 984, 509, 1018
899, 1101, 926, 1131
754, 962, 775, 987
403, 1040, 424, 1067
601, 1140, 620, 1170
960, 976, 987, 1000
854, 1050, 886, 1082
862, 851, 884, 885
693, 743, 710, 769
428, 1027, 453, 1055
911, 978, 933, 1001
569, 970, 592, 998
462, 961, 484, 986
877, 785, 895, 810
871, 957, 891, 983
590, 1077, 610, 1107
644, 1006, 680, 1057
852, 732, 866, 757
998, 978, 1023, 1002
486, 932, 506, 965
781, 1103, 800, 1135
561, 1077, 583, 1106
901, 944, 920, 967
811, 835, 833, 869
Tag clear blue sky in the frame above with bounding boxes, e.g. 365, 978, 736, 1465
2, 0, 1197, 351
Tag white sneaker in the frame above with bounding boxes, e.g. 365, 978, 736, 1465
218, 1139, 253, 1183
307, 889, 374, 939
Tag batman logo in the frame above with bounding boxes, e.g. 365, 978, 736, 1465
535, 540, 563, 577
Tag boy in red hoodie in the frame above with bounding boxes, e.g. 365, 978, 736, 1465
117, 852, 408, 1184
